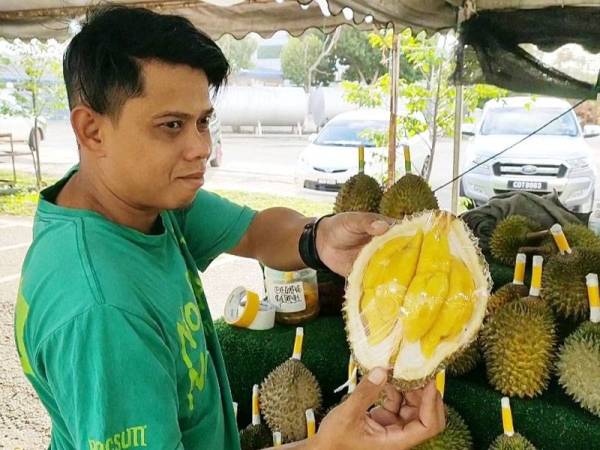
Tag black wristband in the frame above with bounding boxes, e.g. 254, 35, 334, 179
298, 213, 335, 271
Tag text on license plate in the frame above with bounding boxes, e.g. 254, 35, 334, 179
508, 180, 547, 191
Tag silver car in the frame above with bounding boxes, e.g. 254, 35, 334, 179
461, 96, 598, 212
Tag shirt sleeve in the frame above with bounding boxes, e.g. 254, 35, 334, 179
173, 190, 257, 271
38, 304, 184, 450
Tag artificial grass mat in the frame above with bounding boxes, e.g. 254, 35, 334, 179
216, 316, 599, 449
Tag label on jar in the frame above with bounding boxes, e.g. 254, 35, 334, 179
267, 281, 306, 313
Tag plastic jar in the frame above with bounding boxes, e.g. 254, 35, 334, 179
264, 267, 320, 325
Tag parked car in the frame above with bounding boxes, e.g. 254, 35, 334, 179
208, 112, 223, 167
0, 115, 47, 147
461, 96, 598, 212
295, 109, 432, 192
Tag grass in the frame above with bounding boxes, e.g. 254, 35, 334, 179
0, 171, 334, 217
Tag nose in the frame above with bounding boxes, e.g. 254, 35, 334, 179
183, 128, 211, 161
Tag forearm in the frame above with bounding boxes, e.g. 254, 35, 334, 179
234, 207, 312, 270
264, 438, 322, 450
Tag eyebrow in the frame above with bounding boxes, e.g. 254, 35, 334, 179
152, 107, 214, 119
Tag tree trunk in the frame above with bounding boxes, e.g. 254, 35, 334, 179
307, 28, 341, 92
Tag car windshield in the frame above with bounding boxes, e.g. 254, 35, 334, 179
480, 107, 579, 136
315, 119, 387, 147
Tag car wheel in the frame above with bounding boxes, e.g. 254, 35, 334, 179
28, 127, 44, 149
209, 156, 220, 168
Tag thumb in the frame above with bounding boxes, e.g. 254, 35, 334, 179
344, 367, 388, 412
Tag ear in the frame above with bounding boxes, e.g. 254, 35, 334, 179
70, 105, 108, 157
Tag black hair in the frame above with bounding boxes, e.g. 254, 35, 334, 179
63, 5, 229, 117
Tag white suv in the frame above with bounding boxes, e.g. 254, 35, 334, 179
461, 96, 598, 212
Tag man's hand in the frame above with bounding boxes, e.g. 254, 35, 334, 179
316, 212, 397, 277
313, 368, 446, 450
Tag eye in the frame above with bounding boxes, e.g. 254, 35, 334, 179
197, 116, 211, 130
162, 120, 183, 130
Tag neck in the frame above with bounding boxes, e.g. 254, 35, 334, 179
56, 168, 160, 234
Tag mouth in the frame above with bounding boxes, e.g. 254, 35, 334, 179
178, 172, 205, 188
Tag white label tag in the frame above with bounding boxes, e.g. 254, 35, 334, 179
267, 281, 306, 313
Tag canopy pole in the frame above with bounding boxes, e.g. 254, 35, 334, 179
387, 29, 400, 189
451, 26, 465, 215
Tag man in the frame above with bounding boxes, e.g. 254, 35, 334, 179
14, 6, 445, 450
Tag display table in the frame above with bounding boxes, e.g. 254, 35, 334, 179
216, 316, 599, 450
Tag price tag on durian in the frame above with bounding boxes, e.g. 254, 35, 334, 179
224, 287, 275, 330
586, 273, 600, 323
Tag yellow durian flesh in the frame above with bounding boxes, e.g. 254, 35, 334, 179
345, 211, 490, 390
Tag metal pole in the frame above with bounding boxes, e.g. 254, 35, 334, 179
387, 31, 400, 189
451, 84, 463, 215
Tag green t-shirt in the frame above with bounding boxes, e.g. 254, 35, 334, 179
14, 171, 256, 450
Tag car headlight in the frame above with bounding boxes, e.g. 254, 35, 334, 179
567, 157, 591, 170
468, 155, 493, 174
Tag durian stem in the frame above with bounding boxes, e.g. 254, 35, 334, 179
518, 246, 550, 256
525, 230, 550, 241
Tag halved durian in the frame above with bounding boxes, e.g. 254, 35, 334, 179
344, 210, 491, 390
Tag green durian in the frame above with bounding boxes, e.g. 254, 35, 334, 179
542, 249, 600, 321
445, 342, 481, 376
379, 174, 438, 218
489, 433, 536, 450
486, 283, 530, 318
413, 405, 473, 450
490, 216, 544, 266
239, 423, 272, 450
334, 173, 383, 213
481, 298, 556, 398
259, 359, 322, 442
557, 321, 600, 417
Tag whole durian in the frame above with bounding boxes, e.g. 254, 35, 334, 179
334, 173, 382, 213
259, 359, 322, 442
486, 283, 529, 318
481, 298, 556, 398
489, 433, 536, 450
557, 321, 600, 417
542, 249, 600, 321
379, 174, 438, 218
413, 405, 473, 450
490, 216, 544, 266
445, 342, 481, 376
239, 423, 272, 450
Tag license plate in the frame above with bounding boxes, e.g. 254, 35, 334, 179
508, 180, 548, 191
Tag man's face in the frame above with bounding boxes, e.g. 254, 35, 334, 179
97, 60, 213, 211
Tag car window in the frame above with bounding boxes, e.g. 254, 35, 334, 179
480, 107, 579, 136
315, 120, 387, 147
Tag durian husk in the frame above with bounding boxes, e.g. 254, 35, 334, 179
445, 341, 481, 376
556, 321, 600, 417
344, 210, 491, 391
542, 249, 600, 321
413, 405, 473, 450
239, 423, 272, 450
481, 298, 556, 398
259, 359, 322, 442
334, 173, 383, 213
488, 433, 537, 450
379, 173, 439, 218
490, 216, 544, 266
486, 283, 530, 318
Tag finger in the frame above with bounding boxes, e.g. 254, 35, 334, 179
381, 384, 403, 414
418, 381, 442, 430
369, 406, 404, 427
344, 367, 389, 413
365, 413, 387, 434
403, 387, 425, 408
398, 405, 419, 423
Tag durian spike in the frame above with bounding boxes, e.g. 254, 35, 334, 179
550, 224, 572, 255
252, 384, 261, 426
501, 397, 515, 437
435, 369, 446, 399
348, 355, 357, 394
233, 401, 238, 421
403, 144, 412, 174
529, 255, 543, 297
513, 253, 526, 285
291, 327, 304, 360
273, 431, 282, 447
586, 273, 600, 323
305, 409, 316, 437
358, 145, 365, 174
